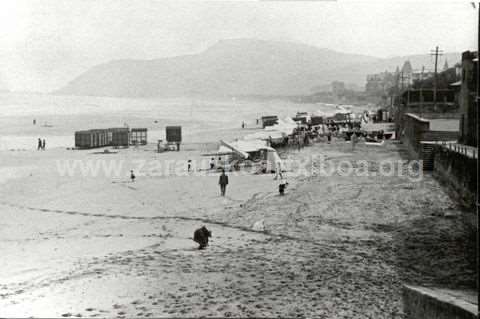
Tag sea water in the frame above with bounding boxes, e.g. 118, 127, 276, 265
0, 92, 345, 150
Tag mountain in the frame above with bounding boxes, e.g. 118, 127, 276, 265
55, 39, 461, 98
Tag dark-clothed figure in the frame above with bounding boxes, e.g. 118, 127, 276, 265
37, 138, 42, 150
279, 179, 288, 195
42, 139, 46, 150
219, 169, 228, 196
210, 158, 215, 170
193, 226, 212, 249
130, 170, 135, 182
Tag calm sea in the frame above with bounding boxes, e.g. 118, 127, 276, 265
0, 92, 352, 150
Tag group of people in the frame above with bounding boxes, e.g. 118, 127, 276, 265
37, 138, 46, 150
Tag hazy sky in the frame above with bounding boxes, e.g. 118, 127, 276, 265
0, 0, 476, 92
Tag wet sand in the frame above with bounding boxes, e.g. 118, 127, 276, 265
0, 138, 476, 318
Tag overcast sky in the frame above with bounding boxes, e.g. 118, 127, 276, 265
0, 0, 476, 92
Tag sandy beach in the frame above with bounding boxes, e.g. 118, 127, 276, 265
0, 133, 475, 318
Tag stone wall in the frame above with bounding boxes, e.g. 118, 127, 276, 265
433, 145, 477, 210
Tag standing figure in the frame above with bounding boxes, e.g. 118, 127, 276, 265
274, 160, 283, 180
187, 159, 192, 172
279, 179, 288, 196
351, 132, 358, 151
41, 139, 46, 150
218, 169, 228, 196
210, 157, 215, 170
37, 138, 42, 150
130, 170, 136, 182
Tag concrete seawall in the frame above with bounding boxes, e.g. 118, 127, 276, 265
433, 145, 477, 211
403, 285, 478, 319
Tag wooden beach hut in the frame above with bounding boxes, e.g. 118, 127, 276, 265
261, 116, 279, 128
166, 126, 182, 151
109, 128, 130, 147
74, 129, 109, 149
130, 128, 147, 145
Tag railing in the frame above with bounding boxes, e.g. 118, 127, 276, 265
440, 142, 478, 159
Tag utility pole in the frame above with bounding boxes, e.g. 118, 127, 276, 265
400, 72, 409, 106
430, 46, 444, 108
420, 66, 425, 116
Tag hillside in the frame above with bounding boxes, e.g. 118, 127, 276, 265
55, 39, 460, 98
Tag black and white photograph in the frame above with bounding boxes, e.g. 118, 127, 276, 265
0, 0, 478, 318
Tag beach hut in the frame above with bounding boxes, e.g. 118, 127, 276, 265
130, 128, 147, 145
261, 116, 279, 128
166, 126, 182, 151
75, 129, 109, 149
75, 130, 93, 149
109, 128, 130, 147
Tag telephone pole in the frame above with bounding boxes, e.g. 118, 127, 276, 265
430, 46, 444, 108
420, 66, 425, 116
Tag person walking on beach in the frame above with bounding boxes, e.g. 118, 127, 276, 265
187, 159, 192, 172
210, 157, 215, 170
37, 138, 42, 150
219, 169, 228, 196
42, 139, 46, 150
351, 132, 359, 151
130, 170, 136, 182
274, 160, 283, 180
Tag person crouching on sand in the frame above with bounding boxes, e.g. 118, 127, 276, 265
219, 169, 228, 196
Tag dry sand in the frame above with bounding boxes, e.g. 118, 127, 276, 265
0, 138, 476, 318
